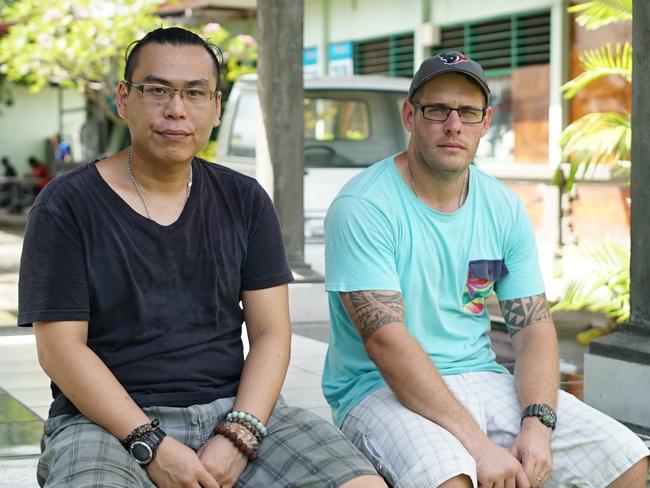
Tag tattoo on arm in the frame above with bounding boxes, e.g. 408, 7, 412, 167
341, 291, 404, 342
500, 293, 551, 337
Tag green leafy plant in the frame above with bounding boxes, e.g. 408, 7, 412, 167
552, 239, 630, 324
560, 111, 630, 185
0, 74, 13, 113
559, 1, 632, 190
553, 1, 632, 332
569, 0, 632, 29
0, 0, 257, 122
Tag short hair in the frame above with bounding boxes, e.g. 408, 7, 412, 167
124, 27, 223, 87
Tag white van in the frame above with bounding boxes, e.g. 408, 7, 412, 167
216, 74, 409, 240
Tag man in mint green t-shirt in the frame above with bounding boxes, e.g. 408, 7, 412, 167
323, 52, 649, 488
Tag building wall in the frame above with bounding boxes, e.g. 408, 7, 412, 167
305, 0, 558, 44
305, 0, 559, 70
0, 84, 85, 173
432, 0, 555, 24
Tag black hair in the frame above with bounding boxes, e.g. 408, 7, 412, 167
124, 27, 223, 87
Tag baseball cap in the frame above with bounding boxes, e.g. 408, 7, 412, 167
408, 51, 490, 102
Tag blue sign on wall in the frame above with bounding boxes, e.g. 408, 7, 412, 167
328, 41, 353, 76
303, 47, 319, 75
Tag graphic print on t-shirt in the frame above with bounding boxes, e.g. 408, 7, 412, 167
462, 259, 509, 314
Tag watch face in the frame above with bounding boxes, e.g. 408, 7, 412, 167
538, 405, 556, 427
131, 441, 153, 465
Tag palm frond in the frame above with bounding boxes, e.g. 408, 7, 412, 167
553, 239, 630, 323
568, 0, 632, 30
562, 43, 632, 99
560, 112, 630, 189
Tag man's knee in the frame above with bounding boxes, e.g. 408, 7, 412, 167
608, 456, 650, 488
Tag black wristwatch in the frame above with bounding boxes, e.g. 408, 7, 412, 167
129, 426, 167, 465
521, 403, 557, 430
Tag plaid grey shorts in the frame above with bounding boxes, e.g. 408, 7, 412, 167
37, 396, 377, 487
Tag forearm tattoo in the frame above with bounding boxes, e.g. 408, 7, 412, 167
500, 293, 551, 337
341, 291, 404, 342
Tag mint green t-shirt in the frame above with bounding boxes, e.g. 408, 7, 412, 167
323, 157, 545, 427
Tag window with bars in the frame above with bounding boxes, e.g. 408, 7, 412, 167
353, 33, 414, 77
436, 10, 550, 75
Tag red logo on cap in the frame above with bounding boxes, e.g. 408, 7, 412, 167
438, 53, 469, 65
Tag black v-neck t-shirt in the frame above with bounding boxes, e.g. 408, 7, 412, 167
18, 158, 293, 417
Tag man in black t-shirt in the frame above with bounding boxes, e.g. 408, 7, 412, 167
18, 27, 386, 488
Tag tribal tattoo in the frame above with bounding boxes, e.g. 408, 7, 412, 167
499, 293, 551, 337
341, 291, 404, 342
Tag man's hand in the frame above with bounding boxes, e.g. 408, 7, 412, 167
473, 439, 530, 488
146, 436, 221, 488
197, 430, 249, 488
510, 418, 553, 488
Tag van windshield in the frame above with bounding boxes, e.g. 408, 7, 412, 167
227, 89, 407, 168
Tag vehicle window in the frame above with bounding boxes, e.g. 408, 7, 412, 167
303, 90, 406, 168
225, 88, 407, 168
228, 91, 258, 157
304, 98, 369, 141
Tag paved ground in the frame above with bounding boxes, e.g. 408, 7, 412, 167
0, 210, 647, 487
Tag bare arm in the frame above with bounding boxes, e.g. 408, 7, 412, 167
34, 321, 219, 488
500, 293, 559, 486
198, 284, 291, 486
34, 321, 151, 439
341, 290, 529, 487
236, 284, 291, 420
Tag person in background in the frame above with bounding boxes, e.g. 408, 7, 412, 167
18, 27, 386, 488
2, 156, 17, 178
55, 134, 72, 163
27, 156, 51, 197
1, 156, 21, 212
323, 51, 650, 488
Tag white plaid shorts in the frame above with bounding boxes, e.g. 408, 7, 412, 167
342, 371, 649, 487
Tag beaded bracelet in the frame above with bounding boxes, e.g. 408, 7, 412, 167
121, 419, 160, 449
230, 422, 260, 451
228, 417, 262, 442
215, 423, 258, 461
226, 410, 268, 438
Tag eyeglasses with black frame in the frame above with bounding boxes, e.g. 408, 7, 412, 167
410, 101, 486, 124
124, 80, 218, 105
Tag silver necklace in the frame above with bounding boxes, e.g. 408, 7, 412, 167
406, 156, 468, 210
126, 146, 193, 220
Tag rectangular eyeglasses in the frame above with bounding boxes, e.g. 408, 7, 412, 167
124, 80, 217, 105
410, 101, 486, 124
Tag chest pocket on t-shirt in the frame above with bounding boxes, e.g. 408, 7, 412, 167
462, 259, 509, 314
